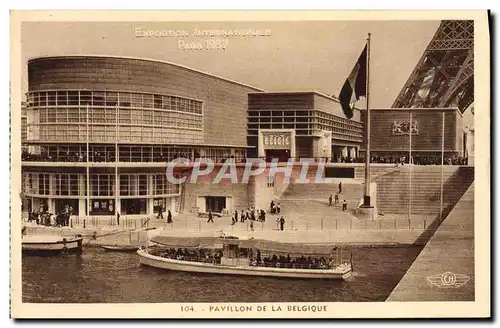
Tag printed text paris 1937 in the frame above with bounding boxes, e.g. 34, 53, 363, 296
134, 27, 272, 50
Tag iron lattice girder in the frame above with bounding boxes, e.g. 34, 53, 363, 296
392, 20, 474, 109
440, 51, 474, 107
428, 20, 474, 50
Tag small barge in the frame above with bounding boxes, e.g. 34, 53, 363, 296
22, 235, 83, 255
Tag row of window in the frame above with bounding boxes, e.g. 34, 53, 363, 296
248, 117, 310, 123
27, 90, 203, 114
22, 173, 180, 197
313, 111, 364, 128
312, 118, 363, 133
34, 107, 202, 125
311, 123, 364, 142
32, 125, 203, 144
248, 110, 311, 117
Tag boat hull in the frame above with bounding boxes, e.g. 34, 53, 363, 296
22, 237, 83, 256
101, 245, 139, 252
138, 250, 351, 280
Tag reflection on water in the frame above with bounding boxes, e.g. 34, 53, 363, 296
22, 246, 422, 303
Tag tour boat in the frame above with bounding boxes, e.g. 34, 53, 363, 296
22, 235, 83, 255
137, 234, 352, 280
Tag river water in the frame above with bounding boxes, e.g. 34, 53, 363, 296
22, 246, 422, 303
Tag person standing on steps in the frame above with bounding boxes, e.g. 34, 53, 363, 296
116, 211, 120, 226
279, 216, 286, 231
157, 205, 164, 220
207, 211, 214, 223
329, 194, 333, 207
342, 200, 348, 212
167, 210, 173, 223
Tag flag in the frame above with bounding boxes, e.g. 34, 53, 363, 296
338, 45, 368, 119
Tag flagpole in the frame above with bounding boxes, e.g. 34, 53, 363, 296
440, 111, 445, 222
363, 33, 372, 208
409, 111, 412, 229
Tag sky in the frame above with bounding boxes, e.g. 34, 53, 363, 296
20, 20, 441, 108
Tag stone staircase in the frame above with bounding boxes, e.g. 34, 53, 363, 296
376, 166, 474, 215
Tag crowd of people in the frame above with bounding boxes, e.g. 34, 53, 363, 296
151, 247, 224, 264
22, 149, 468, 166
332, 154, 468, 165
222, 201, 286, 231
250, 253, 334, 270
21, 150, 241, 164
27, 208, 72, 227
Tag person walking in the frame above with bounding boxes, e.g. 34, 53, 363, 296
328, 194, 333, 207
157, 205, 164, 220
338, 181, 342, 194
234, 210, 238, 223
277, 202, 281, 214
342, 200, 348, 212
335, 193, 340, 205
240, 210, 245, 222
167, 210, 173, 223
207, 211, 214, 223
279, 216, 286, 231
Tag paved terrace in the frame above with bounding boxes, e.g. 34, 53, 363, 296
387, 183, 474, 301
23, 202, 437, 247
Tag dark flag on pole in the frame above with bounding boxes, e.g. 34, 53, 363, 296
338, 45, 368, 119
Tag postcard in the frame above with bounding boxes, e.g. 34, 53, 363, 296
10, 10, 490, 319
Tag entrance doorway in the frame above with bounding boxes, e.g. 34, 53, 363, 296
265, 149, 290, 162
205, 196, 226, 213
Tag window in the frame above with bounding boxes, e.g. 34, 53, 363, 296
38, 174, 50, 195
138, 175, 147, 195
47, 92, 57, 106
68, 91, 79, 106
105, 108, 117, 123
81, 91, 92, 105
57, 91, 68, 106
93, 91, 105, 106
119, 109, 131, 124
143, 110, 153, 124
106, 92, 118, 106
143, 94, 153, 108
120, 174, 130, 196
154, 95, 162, 108
90, 174, 114, 197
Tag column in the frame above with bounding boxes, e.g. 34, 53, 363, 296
48, 199, 55, 214
78, 198, 86, 216
349, 147, 356, 159
170, 197, 177, 214
342, 146, 348, 158
148, 198, 154, 216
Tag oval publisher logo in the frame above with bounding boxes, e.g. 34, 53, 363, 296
427, 272, 470, 288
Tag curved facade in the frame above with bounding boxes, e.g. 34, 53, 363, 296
27, 56, 261, 147
22, 56, 262, 217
